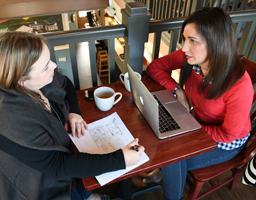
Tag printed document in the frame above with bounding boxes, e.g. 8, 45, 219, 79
69, 112, 149, 186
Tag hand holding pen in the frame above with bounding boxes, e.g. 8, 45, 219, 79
122, 138, 145, 167
130, 145, 139, 152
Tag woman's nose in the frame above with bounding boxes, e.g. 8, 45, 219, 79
182, 40, 189, 52
50, 61, 57, 70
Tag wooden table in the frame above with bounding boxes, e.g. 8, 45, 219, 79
76, 76, 217, 195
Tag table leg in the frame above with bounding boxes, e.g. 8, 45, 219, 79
110, 178, 162, 200
118, 178, 132, 200
109, 178, 132, 200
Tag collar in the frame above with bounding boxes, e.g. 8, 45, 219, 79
192, 65, 212, 84
192, 65, 202, 75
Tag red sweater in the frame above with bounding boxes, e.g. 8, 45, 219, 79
146, 49, 253, 143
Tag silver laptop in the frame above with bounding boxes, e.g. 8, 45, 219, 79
127, 64, 201, 139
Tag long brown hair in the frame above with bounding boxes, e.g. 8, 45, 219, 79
0, 31, 49, 111
179, 7, 244, 99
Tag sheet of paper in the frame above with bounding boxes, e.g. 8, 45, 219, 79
69, 112, 149, 186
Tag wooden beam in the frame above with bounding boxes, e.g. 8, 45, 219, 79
1, 0, 43, 5
0, 0, 109, 20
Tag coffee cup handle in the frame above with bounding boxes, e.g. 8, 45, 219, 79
135, 72, 141, 80
119, 74, 125, 84
113, 92, 122, 105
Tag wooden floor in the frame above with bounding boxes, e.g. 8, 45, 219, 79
94, 170, 256, 200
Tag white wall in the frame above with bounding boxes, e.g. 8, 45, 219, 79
111, 0, 125, 23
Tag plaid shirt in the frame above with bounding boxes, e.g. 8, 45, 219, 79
173, 65, 202, 95
217, 133, 250, 150
173, 65, 250, 150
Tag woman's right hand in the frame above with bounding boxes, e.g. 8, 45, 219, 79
122, 138, 145, 167
175, 88, 190, 111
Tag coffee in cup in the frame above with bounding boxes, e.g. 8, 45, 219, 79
94, 87, 122, 111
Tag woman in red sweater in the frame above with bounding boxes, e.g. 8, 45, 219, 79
146, 7, 253, 200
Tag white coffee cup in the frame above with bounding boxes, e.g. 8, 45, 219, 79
94, 87, 122, 111
119, 72, 141, 92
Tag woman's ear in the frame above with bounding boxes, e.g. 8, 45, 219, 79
18, 79, 25, 87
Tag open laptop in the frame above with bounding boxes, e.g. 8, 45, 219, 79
127, 64, 201, 139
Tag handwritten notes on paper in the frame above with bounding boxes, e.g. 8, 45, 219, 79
69, 112, 149, 186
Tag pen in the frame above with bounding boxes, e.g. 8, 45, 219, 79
131, 145, 139, 152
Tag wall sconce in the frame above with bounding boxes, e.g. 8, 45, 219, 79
106, 6, 116, 17
71, 14, 76, 23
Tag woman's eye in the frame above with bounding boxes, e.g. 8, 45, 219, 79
44, 65, 49, 71
191, 39, 196, 44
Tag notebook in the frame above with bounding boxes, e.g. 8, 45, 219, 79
127, 64, 201, 139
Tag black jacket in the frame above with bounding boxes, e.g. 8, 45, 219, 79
0, 72, 125, 200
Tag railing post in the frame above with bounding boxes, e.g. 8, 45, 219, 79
190, 0, 204, 14
121, 2, 152, 74
147, 0, 154, 14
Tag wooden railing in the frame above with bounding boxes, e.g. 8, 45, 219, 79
135, 0, 256, 19
0, 0, 109, 20
44, 25, 126, 90
44, 2, 152, 90
44, 2, 256, 90
150, 9, 256, 60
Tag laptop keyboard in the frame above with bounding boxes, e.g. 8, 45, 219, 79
153, 95, 181, 133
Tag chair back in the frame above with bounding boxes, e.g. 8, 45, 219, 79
240, 56, 256, 105
186, 56, 256, 200
237, 56, 256, 169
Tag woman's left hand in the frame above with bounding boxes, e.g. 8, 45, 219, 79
65, 113, 89, 138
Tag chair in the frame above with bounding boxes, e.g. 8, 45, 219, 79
97, 50, 109, 77
185, 56, 256, 200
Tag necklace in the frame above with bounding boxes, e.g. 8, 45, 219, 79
50, 104, 62, 124
189, 73, 206, 112
38, 90, 62, 124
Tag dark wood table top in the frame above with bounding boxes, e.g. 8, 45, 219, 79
76, 76, 217, 191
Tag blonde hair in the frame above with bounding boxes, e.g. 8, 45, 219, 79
0, 31, 50, 112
